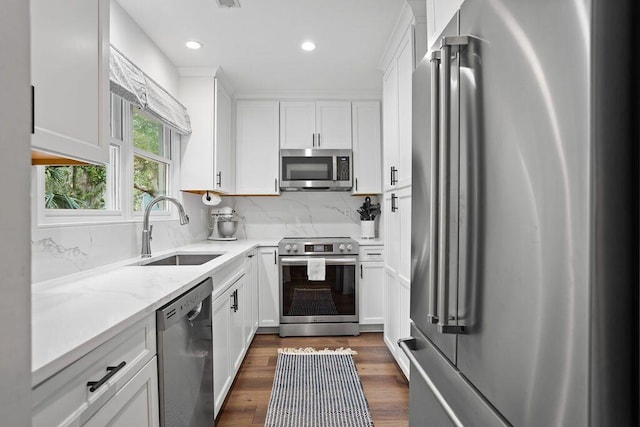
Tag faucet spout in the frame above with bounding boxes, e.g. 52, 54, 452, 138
141, 196, 190, 258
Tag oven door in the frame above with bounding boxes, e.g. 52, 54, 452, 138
279, 256, 358, 323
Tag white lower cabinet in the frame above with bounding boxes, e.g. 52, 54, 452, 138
32, 315, 157, 427
258, 247, 279, 328
212, 252, 260, 418
359, 246, 385, 325
383, 268, 410, 378
244, 250, 259, 343
212, 284, 233, 418
83, 358, 159, 427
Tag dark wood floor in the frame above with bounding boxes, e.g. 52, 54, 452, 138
216, 332, 409, 426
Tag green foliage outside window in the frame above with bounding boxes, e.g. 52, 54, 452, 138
132, 108, 169, 211
44, 165, 107, 209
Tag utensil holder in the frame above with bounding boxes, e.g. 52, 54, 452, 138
360, 220, 375, 239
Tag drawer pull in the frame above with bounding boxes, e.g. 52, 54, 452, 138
87, 361, 126, 392
366, 253, 382, 256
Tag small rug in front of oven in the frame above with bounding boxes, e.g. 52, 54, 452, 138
264, 348, 374, 427
287, 288, 339, 316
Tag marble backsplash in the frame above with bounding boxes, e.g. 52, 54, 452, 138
31, 192, 381, 283
31, 192, 210, 283
219, 193, 380, 240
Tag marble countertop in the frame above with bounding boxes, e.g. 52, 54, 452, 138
31, 239, 278, 387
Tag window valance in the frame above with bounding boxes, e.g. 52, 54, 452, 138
109, 45, 191, 135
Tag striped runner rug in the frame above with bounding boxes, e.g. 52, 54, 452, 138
264, 348, 374, 427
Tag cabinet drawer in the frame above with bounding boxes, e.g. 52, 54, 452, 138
359, 246, 384, 262
32, 315, 156, 427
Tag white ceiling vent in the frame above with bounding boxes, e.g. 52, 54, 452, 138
216, 0, 240, 8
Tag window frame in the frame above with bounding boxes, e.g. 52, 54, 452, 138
37, 96, 182, 226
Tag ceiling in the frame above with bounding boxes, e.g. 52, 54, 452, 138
116, 0, 405, 96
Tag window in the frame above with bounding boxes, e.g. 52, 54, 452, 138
39, 95, 179, 223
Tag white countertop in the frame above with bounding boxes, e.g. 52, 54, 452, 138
31, 239, 278, 387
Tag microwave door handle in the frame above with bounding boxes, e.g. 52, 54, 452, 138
332, 156, 337, 181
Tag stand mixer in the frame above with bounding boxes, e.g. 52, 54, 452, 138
208, 206, 240, 240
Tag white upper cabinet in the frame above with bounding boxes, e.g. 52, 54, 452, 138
280, 101, 352, 149
235, 101, 280, 195
396, 31, 414, 189
427, 0, 464, 47
179, 74, 234, 193
315, 102, 352, 149
352, 101, 382, 195
31, 0, 110, 164
382, 64, 399, 192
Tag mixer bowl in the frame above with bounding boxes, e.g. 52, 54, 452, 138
217, 220, 239, 238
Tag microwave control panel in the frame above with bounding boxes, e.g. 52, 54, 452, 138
337, 157, 350, 181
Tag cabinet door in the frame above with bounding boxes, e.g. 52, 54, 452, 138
383, 268, 400, 358
397, 282, 411, 378
382, 63, 399, 192
83, 357, 159, 427
235, 101, 280, 194
214, 78, 233, 193
259, 247, 280, 327
229, 278, 246, 374
398, 186, 412, 283
352, 101, 382, 194
244, 251, 259, 341
212, 289, 231, 417
359, 261, 385, 324
280, 102, 316, 149
179, 77, 215, 191
396, 30, 414, 188
315, 101, 352, 149
383, 192, 401, 274
31, 0, 110, 164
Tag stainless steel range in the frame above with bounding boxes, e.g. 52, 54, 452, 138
278, 237, 359, 337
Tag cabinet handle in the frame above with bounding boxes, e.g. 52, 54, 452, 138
216, 171, 222, 187
391, 193, 398, 212
355, 178, 358, 191
312, 133, 315, 147
367, 253, 382, 256
317, 133, 321, 147
31, 85, 35, 134
275, 178, 278, 192
390, 166, 398, 186
274, 250, 277, 264
231, 289, 238, 312
87, 361, 126, 392
360, 264, 363, 279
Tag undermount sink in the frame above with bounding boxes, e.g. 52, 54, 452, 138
137, 253, 223, 266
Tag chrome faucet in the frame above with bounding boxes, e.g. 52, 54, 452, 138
141, 196, 190, 258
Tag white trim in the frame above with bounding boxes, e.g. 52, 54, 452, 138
233, 90, 382, 100
378, 2, 419, 72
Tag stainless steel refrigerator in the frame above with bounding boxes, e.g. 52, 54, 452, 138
401, 0, 638, 425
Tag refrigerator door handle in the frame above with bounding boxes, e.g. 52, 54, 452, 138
398, 337, 464, 427
427, 50, 441, 324
437, 36, 468, 335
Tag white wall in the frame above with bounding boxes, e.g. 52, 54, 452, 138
110, 0, 179, 95
0, 0, 31, 424
219, 193, 381, 240
31, 1, 209, 283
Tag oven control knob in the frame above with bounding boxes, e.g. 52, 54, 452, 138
346, 244, 353, 252
338, 244, 346, 252
285, 244, 292, 252
292, 244, 299, 252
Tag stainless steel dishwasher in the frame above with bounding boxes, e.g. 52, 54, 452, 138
157, 278, 214, 427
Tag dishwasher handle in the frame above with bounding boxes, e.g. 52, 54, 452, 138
157, 278, 213, 331
186, 302, 203, 321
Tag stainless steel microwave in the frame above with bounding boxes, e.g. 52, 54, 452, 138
280, 149, 352, 191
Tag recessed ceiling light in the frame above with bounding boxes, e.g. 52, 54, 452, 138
185, 40, 202, 50
301, 41, 316, 52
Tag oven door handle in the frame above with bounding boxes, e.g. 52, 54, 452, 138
279, 257, 357, 266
